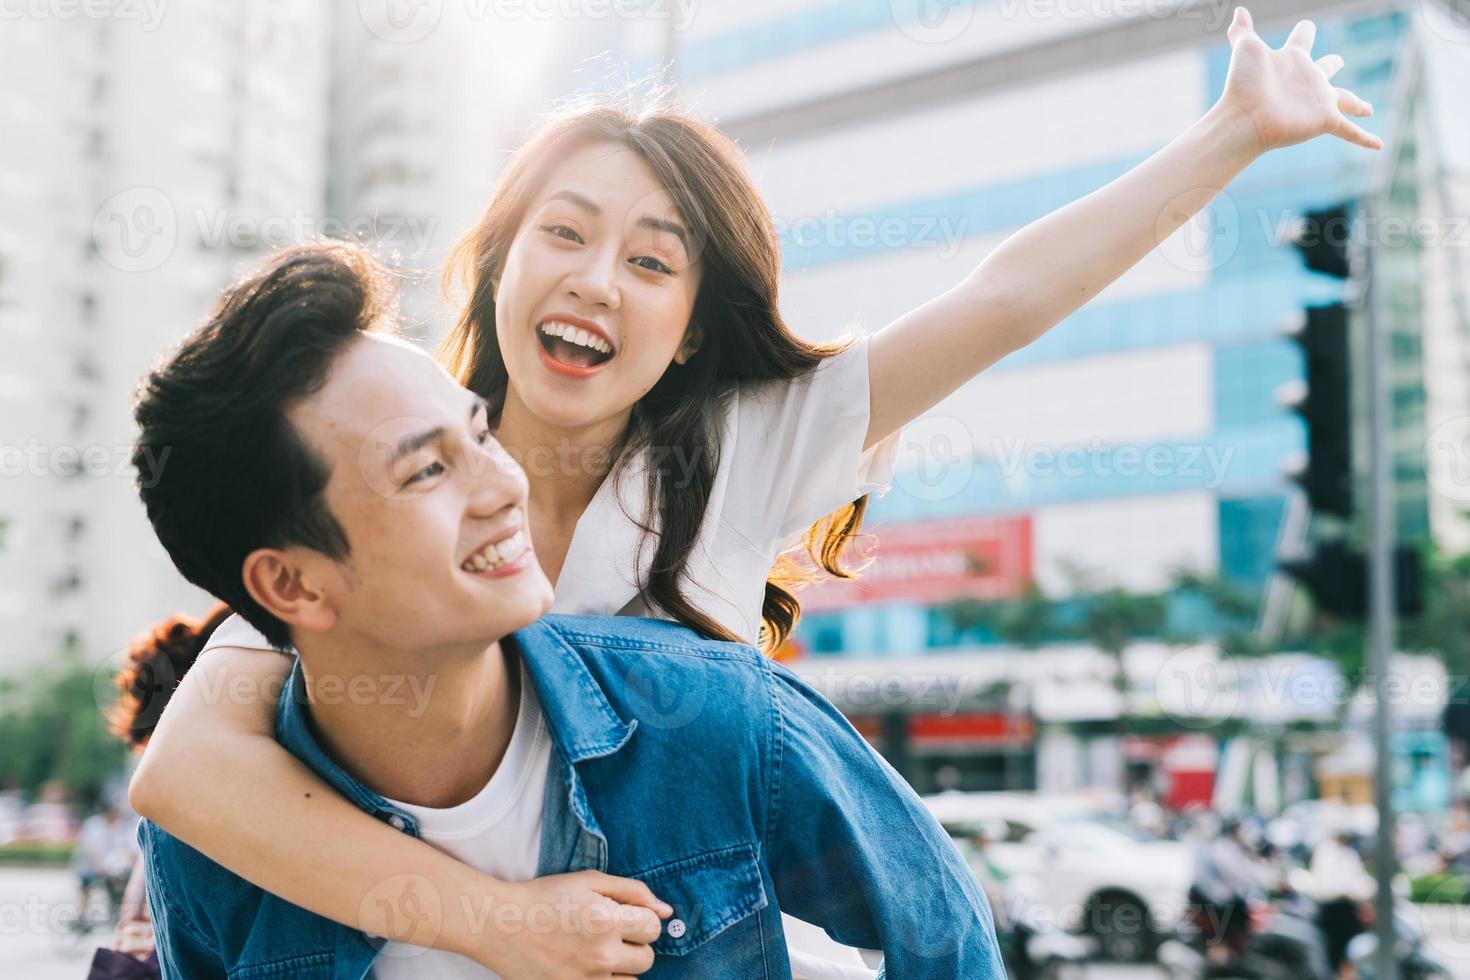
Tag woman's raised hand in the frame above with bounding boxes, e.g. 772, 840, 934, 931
1217, 6, 1382, 153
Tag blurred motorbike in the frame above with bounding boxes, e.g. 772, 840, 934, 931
997, 872, 1093, 980
1345, 905, 1454, 980
1157, 891, 1332, 980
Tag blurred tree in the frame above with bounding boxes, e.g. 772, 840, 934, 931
0, 641, 126, 808
947, 580, 1056, 648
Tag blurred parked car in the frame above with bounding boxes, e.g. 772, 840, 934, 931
924, 791, 1192, 962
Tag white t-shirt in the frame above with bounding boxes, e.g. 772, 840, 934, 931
371, 658, 552, 979
200, 337, 899, 976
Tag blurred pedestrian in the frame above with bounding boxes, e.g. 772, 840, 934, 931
1308, 831, 1373, 978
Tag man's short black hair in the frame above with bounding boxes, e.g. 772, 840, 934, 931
132, 242, 396, 649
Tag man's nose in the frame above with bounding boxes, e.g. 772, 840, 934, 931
466, 439, 527, 511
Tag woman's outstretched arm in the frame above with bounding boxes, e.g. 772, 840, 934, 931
131, 646, 670, 977
864, 7, 1379, 449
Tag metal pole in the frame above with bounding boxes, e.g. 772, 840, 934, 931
1363, 197, 1398, 980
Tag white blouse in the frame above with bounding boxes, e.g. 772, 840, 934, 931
548, 333, 899, 643
200, 334, 900, 977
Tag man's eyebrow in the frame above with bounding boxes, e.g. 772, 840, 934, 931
548, 189, 690, 253
387, 426, 443, 471
387, 398, 488, 470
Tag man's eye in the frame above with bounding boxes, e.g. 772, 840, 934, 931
407, 461, 444, 485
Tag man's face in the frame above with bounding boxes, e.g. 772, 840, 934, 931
286, 334, 554, 654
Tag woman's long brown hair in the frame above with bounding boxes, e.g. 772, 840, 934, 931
110, 602, 234, 749
440, 97, 871, 652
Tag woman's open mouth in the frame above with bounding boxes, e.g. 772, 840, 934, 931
536, 320, 614, 376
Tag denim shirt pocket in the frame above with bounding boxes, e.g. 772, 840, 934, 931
633, 841, 769, 957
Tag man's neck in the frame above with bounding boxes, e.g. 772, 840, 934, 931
295, 633, 521, 809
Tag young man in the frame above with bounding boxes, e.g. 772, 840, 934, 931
131, 242, 1003, 978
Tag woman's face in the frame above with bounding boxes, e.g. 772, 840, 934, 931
494, 140, 704, 433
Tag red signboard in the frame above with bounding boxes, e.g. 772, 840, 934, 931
799, 514, 1033, 611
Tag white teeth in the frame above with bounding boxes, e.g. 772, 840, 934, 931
538, 321, 611, 355
461, 530, 528, 573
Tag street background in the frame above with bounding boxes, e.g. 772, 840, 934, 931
3, 0, 1470, 976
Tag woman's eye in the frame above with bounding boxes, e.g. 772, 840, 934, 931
631, 256, 672, 275
543, 224, 583, 244
476, 428, 492, 445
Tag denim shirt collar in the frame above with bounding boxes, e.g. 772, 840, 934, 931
272, 615, 640, 841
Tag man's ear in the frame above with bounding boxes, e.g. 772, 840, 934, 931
241, 548, 338, 637
673, 323, 704, 366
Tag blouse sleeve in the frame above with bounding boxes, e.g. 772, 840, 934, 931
199, 612, 279, 654
724, 334, 901, 548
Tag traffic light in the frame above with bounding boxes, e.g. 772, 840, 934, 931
1279, 544, 1423, 619
1291, 203, 1352, 278
1279, 541, 1362, 617
1280, 303, 1353, 518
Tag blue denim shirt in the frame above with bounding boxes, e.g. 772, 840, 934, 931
140, 614, 1003, 978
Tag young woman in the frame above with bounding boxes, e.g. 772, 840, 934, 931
129, 10, 1377, 976
85, 602, 232, 980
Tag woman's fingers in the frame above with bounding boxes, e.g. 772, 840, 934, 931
1333, 115, 1384, 151
1286, 18, 1317, 53
1336, 86, 1374, 117
1227, 6, 1255, 47
1316, 53, 1345, 81
613, 938, 657, 975
617, 905, 663, 944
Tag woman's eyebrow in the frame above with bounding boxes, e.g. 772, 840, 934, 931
548, 189, 599, 214
637, 215, 689, 252
548, 189, 689, 252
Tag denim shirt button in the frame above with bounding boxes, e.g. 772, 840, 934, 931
388, 814, 407, 831
666, 918, 686, 939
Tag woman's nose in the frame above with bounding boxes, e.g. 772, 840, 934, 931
566, 247, 620, 309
